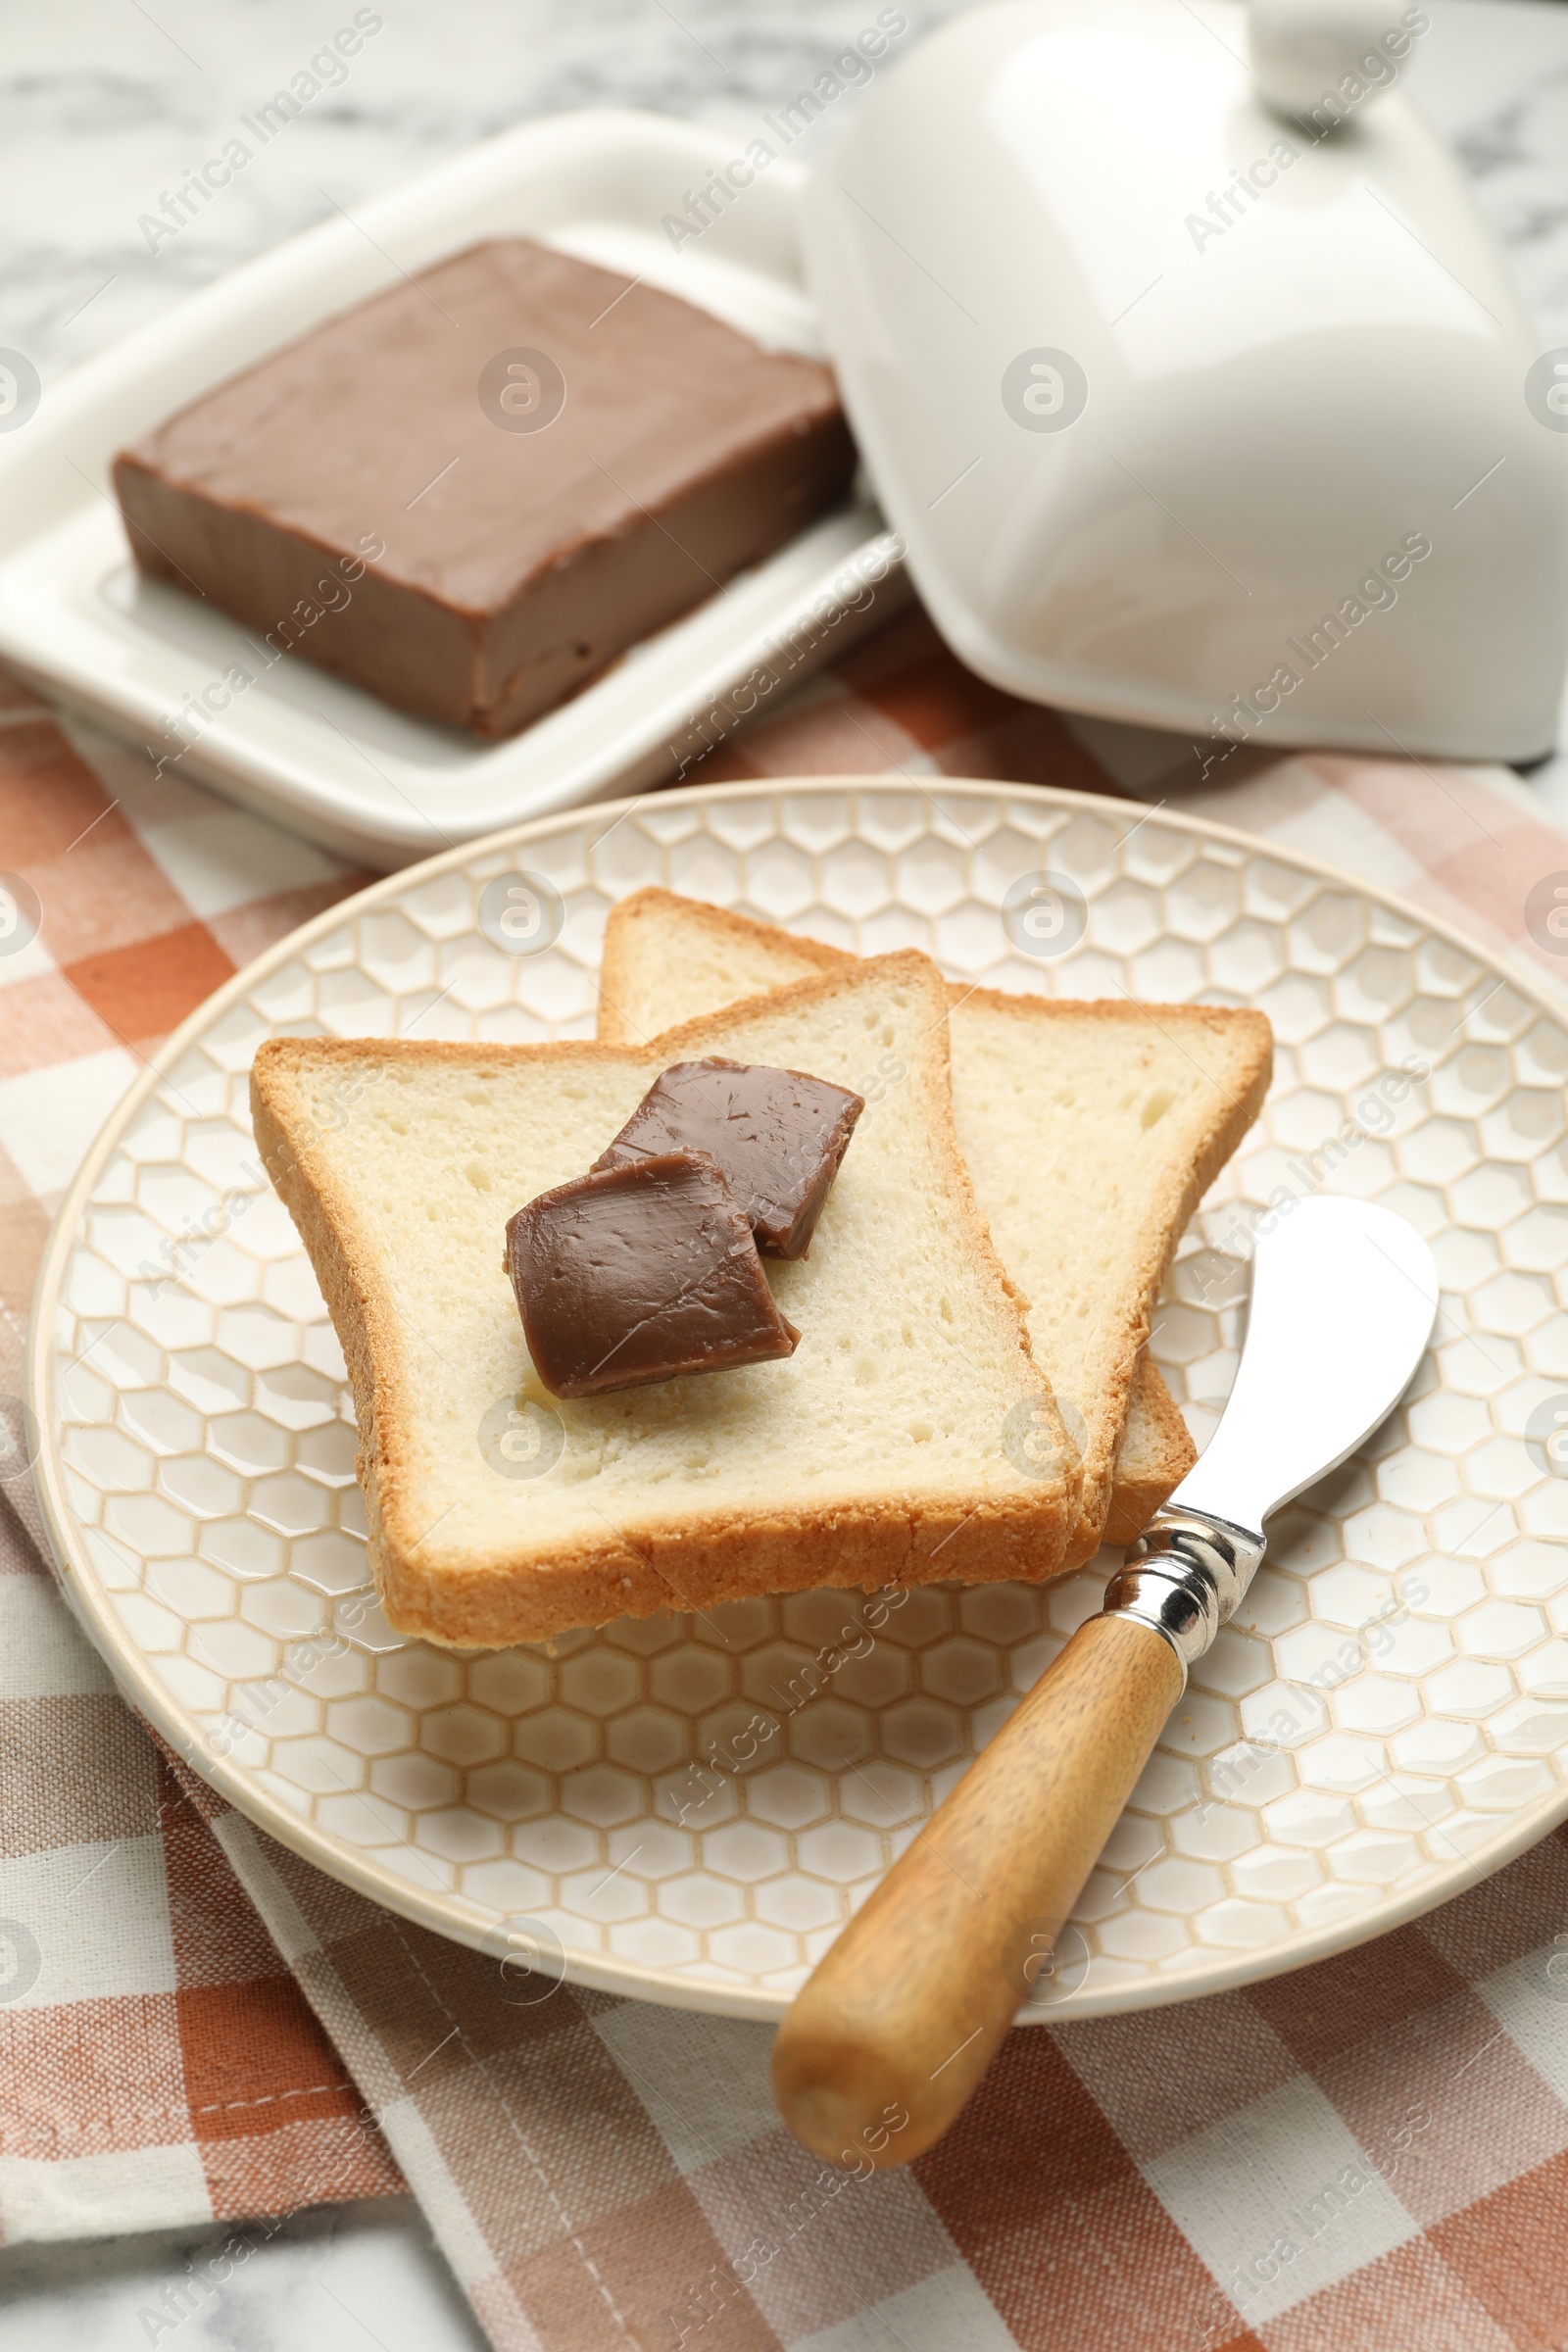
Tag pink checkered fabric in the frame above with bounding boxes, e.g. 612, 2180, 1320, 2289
6, 612, 1568, 2348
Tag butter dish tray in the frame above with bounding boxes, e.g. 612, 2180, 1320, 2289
0, 111, 907, 872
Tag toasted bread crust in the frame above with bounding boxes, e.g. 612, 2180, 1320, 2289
251, 952, 1081, 1648
1103, 1357, 1198, 1546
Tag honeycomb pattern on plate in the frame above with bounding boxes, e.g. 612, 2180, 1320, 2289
38, 784, 1568, 2017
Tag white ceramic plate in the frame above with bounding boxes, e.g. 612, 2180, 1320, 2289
28, 777, 1568, 2021
0, 111, 906, 871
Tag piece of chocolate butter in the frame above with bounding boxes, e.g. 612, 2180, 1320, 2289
113, 239, 856, 740
505, 1152, 800, 1399
594, 1058, 862, 1259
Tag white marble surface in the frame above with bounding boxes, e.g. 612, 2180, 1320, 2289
1, 0, 973, 387
7, 0, 1568, 382
5, 2, 1568, 2345
0, 2196, 485, 2350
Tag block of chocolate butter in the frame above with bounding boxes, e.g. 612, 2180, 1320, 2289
595, 1057, 862, 1258
113, 239, 857, 738
505, 1152, 799, 1399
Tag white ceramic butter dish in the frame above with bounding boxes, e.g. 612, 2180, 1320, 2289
0, 111, 906, 871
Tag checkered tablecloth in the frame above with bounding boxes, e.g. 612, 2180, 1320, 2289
8, 608, 1568, 2349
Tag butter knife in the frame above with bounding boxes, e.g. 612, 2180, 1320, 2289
770, 1196, 1440, 2170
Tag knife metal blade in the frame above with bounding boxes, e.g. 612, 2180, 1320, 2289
1104, 1196, 1441, 1673
1174, 1195, 1441, 1534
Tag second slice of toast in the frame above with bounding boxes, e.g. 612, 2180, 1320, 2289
598, 889, 1272, 1560
251, 952, 1081, 1648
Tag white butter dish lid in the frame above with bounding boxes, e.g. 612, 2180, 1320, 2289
802, 0, 1568, 761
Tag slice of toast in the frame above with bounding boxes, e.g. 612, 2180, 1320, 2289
598, 890, 1272, 1560
1101, 1369, 1200, 1548
251, 952, 1081, 1649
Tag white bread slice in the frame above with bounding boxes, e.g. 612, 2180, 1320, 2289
952, 988, 1269, 1558
250, 953, 1081, 1649
598, 891, 1272, 1560
598, 889, 1192, 1546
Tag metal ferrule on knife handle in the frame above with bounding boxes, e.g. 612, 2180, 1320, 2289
1102, 1506, 1268, 1681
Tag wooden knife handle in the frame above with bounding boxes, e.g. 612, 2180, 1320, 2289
769, 1610, 1184, 2170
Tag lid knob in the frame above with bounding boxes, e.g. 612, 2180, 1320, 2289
1247, 0, 1405, 119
